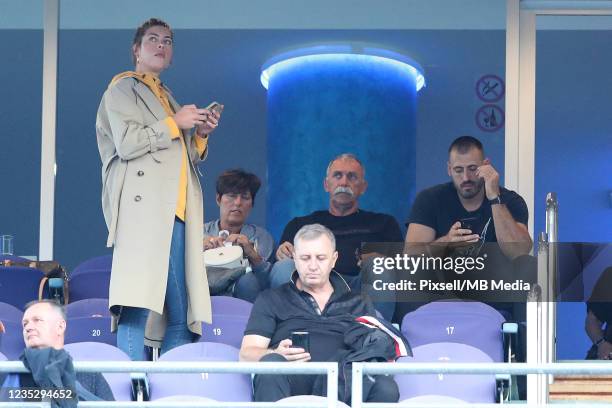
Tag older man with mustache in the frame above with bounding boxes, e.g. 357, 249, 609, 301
270, 154, 402, 319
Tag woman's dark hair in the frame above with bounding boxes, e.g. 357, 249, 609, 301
216, 169, 262, 206
132, 18, 173, 64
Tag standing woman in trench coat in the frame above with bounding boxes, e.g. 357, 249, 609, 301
96, 18, 219, 360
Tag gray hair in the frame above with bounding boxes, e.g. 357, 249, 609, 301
326, 153, 365, 177
294, 223, 336, 252
24, 299, 67, 321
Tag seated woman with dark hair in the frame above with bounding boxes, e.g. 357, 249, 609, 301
204, 169, 274, 302
585, 266, 612, 360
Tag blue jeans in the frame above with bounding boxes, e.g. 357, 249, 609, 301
269, 259, 295, 288
117, 218, 193, 361
269, 258, 396, 321
233, 272, 261, 303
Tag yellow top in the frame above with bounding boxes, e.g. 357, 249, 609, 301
110, 71, 208, 220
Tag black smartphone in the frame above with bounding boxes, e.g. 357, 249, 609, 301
460, 216, 479, 232
291, 331, 310, 353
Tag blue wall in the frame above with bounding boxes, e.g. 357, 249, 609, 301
0, 29, 42, 259
535, 30, 612, 360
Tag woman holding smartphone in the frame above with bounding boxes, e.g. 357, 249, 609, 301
96, 18, 222, 360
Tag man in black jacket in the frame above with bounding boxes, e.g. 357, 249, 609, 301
240, 224, 400, 403
0, 300, 114, 405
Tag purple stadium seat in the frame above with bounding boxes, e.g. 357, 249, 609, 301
211, 296, 253, 316
64, 316, 115, 346
155, 395, 218, 402
201, 315, 249, 349
415, 300, 505, 316
0, 302, 23, 323
0, 320, 25, 359
200, 296, 252, 348
401, 395, 468, 404
64, 342, 131, 401
0, 302, 25, 359
401, 301, 505, 361
395, 342, 496, 403
71, 255, 112, 277
0, 266, 45, 310
66, 298, 110, 318
278, 395, 350, 407
149, 342, 252, 402
0, 351, 7, 361
68, 255, 112, 302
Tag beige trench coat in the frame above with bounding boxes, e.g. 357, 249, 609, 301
96, 76, 212, 346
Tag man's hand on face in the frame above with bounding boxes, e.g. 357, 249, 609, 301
476, 159, 501, 200
276, 241, 294, 260
442, 221, 480, 245
273, 338, 311, 362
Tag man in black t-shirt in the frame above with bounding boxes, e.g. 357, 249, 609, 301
240, 224, 399, 403
403, 136, 535, 310
406, 136, 532, 260
269, 154, 402, 319
403, 137, 534, 396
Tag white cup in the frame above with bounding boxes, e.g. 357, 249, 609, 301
1, 235, 14, 255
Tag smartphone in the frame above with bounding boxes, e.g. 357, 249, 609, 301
206, 101, 224, 114
459, 216, 479, 232
291, 331, 310, 353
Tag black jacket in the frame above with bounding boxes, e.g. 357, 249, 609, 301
0, 348, 114, 404
313, 315, 411, 403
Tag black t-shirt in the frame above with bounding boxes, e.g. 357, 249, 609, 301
244, 272, 375, 362
407, 182, 529, 242
587, 266, 612, 325
279, 210, 403, 276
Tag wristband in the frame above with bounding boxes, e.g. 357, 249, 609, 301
595, 337, 606, 346
489, 195, 502, 206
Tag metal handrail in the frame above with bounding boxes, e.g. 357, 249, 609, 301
351, 361, 612, 408
0, 361, 338, 408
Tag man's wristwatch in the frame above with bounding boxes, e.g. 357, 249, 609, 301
595, 337, 606, 346
489, 195, 503, 206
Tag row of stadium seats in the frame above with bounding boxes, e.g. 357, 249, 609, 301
0, 341, 494, 403
0, 255, 112, 309
0, 296, 253, 358
1, 254, 513, 402
2, 296, 513, 362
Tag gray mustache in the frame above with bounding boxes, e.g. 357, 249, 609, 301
333, 186, 354, 197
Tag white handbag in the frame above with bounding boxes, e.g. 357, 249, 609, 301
203, 245, 248, 269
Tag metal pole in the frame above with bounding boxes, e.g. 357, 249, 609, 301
352, 363, 364, 408
39, 0, 59, 261
326, 365, 338, 408
545, 192, 558, 392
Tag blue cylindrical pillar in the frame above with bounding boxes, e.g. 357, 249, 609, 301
262, 46, 424, 240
